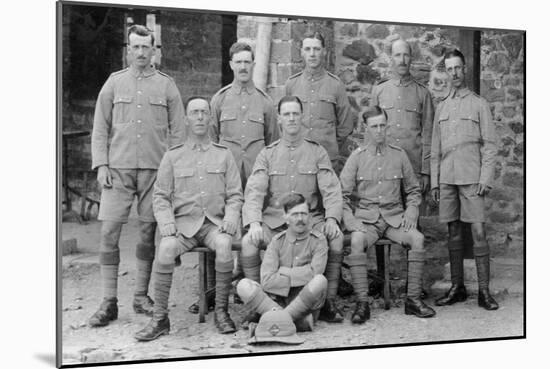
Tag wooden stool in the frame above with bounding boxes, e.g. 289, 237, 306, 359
374, 238, 395, 310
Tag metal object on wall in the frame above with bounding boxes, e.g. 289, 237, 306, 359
252, 17, 274, 91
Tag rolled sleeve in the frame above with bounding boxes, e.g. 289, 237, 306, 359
166, 81, 185, 147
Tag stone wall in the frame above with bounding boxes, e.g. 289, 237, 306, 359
480, 30, 524, 259
236, 17, 525, 283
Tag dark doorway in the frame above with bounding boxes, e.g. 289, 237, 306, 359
221, 15, 238, 86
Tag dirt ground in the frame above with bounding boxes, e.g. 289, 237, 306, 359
60, 219, 524, 366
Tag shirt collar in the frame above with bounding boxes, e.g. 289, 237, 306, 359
366, 142, 387, 156
187, 138, 212, 152
129, 64, 156, 78
391, 73, 414, 87
303, 67, 326, 82
285, 229, 310, 243
281, 134, 304, 148
452, 87, 471, 99
231, 81, 255, 95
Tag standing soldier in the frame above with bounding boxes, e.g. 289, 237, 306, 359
431, 49, 499, 310
284, 31, 354, 174
371, 39, 434, 197
89, 25, 184, 327
241, 96, 345, 324
134, 96, 244, 341
340, 106, 436, 322
210, 42, 279, 186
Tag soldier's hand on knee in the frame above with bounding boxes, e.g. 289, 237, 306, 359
97, 165, 112, 188
248, 222, 263, 245
220, 220, 237, 235
401, 215, 416, 232
324, 218, 341, 240
159, 223, 177, 237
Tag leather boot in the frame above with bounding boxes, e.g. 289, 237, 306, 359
134, 316, 170, 341
435, 284, 467, 306
318, 298, 344, 323
240, 310, 261, 330
436, 243, 467, 306
89, 297, 118, 327
476, 255, 499, 310
214, 308, 237, 334
351, 301, 370, 324
133, 295, 154, 316
404, 297, 436, 318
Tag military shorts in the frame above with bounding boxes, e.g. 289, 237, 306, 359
98, 168, 157, 223
163, 220, 232, 256
354, 217, 424, 251
439, 183, 485, 223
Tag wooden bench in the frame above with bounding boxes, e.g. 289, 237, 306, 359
194, 236, 397, 323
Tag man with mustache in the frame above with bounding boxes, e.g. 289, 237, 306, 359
431, 49, 499, 311
236, 193, 328, 332
89, 25, 184, 327
284, 31, 354, 175
210, 42, 279, 186
134, 96, 243, 340
201, 42, 279, 314
340, 105, 436, 322
371, 39, 434, 196
241, 96, 345, 325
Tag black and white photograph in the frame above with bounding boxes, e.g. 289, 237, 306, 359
52, 0, 529, 367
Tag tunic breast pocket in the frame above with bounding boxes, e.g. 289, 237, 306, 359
296, 165, 318, 194
268, 168, 288, 194
460, 114, 481, 140
384, 170, 403, 201
206, 165, 227, 193
404, 103, 421, 127
149, 96, 168, 125
355, 171, 373, 195
379, 102, 395, 119
318, 94, 337, 123
219, 109, 238, 139
175, 168, 197, 193
113, 95, 133, 124
247, 112, 265, 140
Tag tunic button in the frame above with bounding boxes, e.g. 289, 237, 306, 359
138, 77, 142, 80
201, 191, 205, 195
200, 177, 203, 180
397, 109, 401, 112
396, 124, 400, 127
290, 176, 294, 178
137, 90, 142, 94
378, 181, 382, 184
137, 120, 142, 123
137, 104, 142, 108
378, 167, 381, 170
396, 139, 400, 142
379, 196, 382, 198
242, 106, 246, 109
137, 134, 141, 138
242, 120, 246, 123
398, 96, 401, 99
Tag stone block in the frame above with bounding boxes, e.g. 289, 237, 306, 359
488, 211, 520, 224
62, 238, 78, 256
508, 122, 524, 134
272, 22, 291, 40
276, 64, 291, 85
502, 105, 518, 119
343, 40, 376, 63
267, 86, 285, 106
290, 21, 307, 42
506, 88, 523, 102
270, 41, 292, 63
337, 22, 358, 38
393, 25, 420, 40
500, 33, 524, 60
363, 24, 390, 39
291, 41, 302, 63
486, 52, 510, 74
502, 171, 523, 188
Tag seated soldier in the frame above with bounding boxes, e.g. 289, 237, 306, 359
237, 193, 328, 331
340, 105, 436, 323
134, 96, 243, 341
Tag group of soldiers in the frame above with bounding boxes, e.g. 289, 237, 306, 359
87, 24, 499, 344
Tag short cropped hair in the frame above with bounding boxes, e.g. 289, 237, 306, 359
444, 49, 466, 65
301, 31, 325, 48
281, 193, 308, 213
127, 24, 155, 46
185, 96, 209, 112
229, 42, 255, 60
277, 96, 303, 114
362, 105, 388, 124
